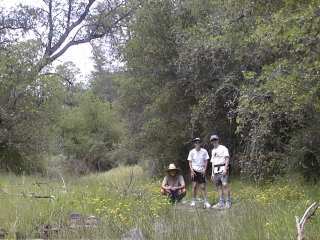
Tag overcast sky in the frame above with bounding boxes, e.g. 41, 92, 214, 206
0, 0, 95, 81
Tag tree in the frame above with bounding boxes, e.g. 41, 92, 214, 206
117, 0, 242, 174
58, 91, 122, 174
1, 0, 135, 72
0, 0, 135, 173
0, 40, 66, 173
115, 0, 320, 181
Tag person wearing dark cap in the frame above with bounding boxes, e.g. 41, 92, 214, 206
187, 138, 211, 208
210, 134, 232, 209
161, 163, 186, 203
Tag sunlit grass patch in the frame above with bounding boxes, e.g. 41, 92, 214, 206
0, 167, 319, 239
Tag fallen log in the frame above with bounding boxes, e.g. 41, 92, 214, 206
0, 191, 55, 199
22, 192, 56, 199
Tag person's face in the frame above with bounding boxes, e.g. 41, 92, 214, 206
211, 139, 219, 147
194, 141, 201, 150
169, 170, 177, 177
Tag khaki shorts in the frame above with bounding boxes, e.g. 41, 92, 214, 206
213, 173, 228, 187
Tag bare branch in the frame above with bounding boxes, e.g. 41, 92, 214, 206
45, 0, 54, 55
35, 0, 136, 72
49, 8, 133, 63
49, 32, 104, 62
40, 72, 73, 86
41, 0, 48, 6
296, 202, 319, 240
67, 0, 72, 28
48, 0, 96, 55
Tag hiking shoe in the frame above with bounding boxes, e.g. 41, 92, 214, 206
190, 201, 196, 207
225, 201, 232, 209
211, 201, 224, 209
204, 201, 211, 209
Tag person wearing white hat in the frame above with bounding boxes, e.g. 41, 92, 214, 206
187, 138, 211, 208
209, 134, 232, 209
161, 163, 186, 203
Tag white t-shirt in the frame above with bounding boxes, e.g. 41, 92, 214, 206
187, 148, 210, 173
210, 145, 230, 165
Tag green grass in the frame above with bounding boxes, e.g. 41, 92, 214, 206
0, 166, 319, 239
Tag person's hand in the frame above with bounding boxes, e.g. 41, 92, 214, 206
171, 186, 177, 191
190, 169, 195, 179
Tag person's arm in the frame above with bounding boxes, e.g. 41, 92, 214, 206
210, 149, 214, 181
189, 160, 195, 178
161, 177, 171, 191
203, 159, 209, 176
175, 175, 185, 190
222, 146, 230, 175
224, 156, 230, 174
187, 151, 195, 178
203, 150, 210, 176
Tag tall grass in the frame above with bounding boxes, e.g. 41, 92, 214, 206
0, 167, 319, 239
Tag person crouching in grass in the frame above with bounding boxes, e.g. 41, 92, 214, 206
161, 164, 186, 203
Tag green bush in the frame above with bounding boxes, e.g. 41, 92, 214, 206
289, 122, 320, 183
59, 91, 122, 174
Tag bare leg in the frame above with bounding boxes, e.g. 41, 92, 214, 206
216, 185, 224, 203
223, 183, 231, 201
199, 183, 208, 201
192, 182, 197, 200
177, 189, 186, 201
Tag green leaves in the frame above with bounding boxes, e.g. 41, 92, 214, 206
59, 91, 122, 173
236, 0, 320, 180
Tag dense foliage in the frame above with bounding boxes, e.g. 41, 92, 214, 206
0, 0, 130, 174
0, 41, 64, 173
0, 0, 319, 182
58, 91, 122, 174
104, 0, 320, 181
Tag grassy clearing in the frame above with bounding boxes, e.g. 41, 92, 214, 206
0, 166, 319, 239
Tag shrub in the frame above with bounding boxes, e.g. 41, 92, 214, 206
59, 91, 122, 174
